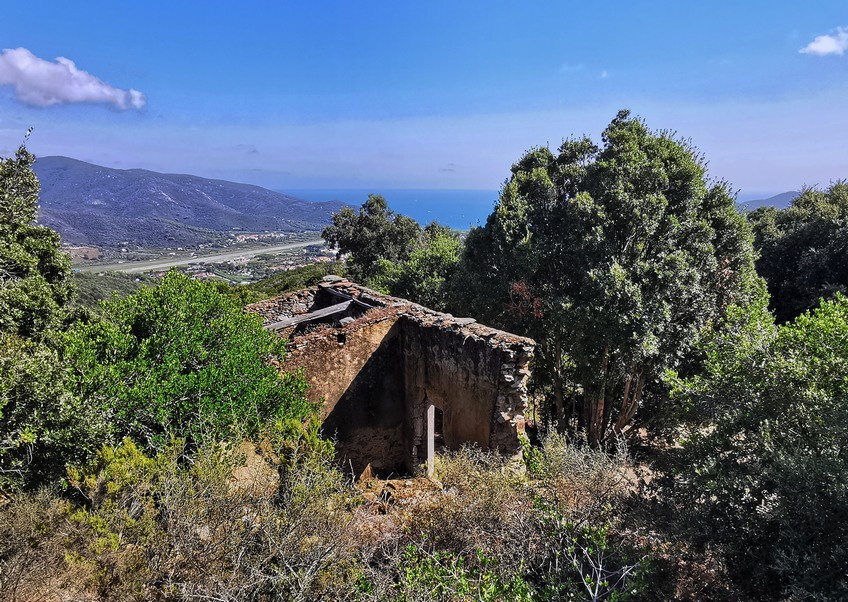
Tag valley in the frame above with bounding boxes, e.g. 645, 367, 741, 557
75, 235, 326, 275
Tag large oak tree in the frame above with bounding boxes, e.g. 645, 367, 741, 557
450, 111, 759, 443
322, 194, 421, 283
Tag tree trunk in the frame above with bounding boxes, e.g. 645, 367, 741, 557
585, 347, 609, 446
553, 382, 565, 430
539, 335, 567, 429
613, 369, 645, 434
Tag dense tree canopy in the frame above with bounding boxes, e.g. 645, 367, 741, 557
749, 181, 848, 322
450, 110, 759, 443
669, 293, 848, 600
323, 196, 461, 309
322, 194, 421, 282
370, 222, 461, 310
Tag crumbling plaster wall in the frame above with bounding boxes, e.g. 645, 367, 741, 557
402, 314, 534, 468
282, 308, 408, 474
246, 279, 535, 475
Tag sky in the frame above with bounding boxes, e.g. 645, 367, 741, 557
0, 2, 846, 199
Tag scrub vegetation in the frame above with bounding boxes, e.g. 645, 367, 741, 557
2, 112, 847, 600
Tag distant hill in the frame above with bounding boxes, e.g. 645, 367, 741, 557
738, 191, 799, 212
34, 156, 343, 247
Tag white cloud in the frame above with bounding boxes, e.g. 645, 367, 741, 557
600, 70, 609, 79
0, 47, 146, 109
800, 27, 848, 56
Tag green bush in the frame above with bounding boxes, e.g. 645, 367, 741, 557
669, 294, 848, 600
60, 271, 313, 450
381, 545, 532, 602
0, 334, 108, 489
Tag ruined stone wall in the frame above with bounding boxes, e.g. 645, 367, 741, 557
247, 289, 317, 325
401, 311, 534, 469
247, 278, 535, 476
281, 306, 407, 476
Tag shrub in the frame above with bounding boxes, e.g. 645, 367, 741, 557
0, 334, 108, 489
60, 271, 313, 450
358, 441, 644, 602
1, 435, 359, 601
668, 294, 848, 600
0, 490, 72, 601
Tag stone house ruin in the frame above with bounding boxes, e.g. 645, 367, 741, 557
245, 276, 535, 477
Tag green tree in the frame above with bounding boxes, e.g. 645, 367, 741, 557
749, 181, 848, 322
669, 294, 848, 600
0, 145, 73, 339
0, 144, 101, 488
60, 271, 313, 450
450, 111, 759, 443
322, 194, 421, 282
370, 222, 461, 310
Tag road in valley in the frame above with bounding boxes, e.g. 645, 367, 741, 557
76, 238, 325, 274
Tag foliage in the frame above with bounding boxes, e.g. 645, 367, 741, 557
322, 194, 422, 282
0, 146, 74, 340
1, 432, 650, 601
370, 222, 461, 310
531, 500, 644, 602
749, 181, 848, 322
0, 145, 98, 490
60, 271, 313, 451
359, 440, 643, 602
449, 110, 759, 443
385, 545, 532, 602
0, 490, 71, 601
668, 294, 848, 600
323, 196, 460, 308
0, 334, 108, 489
2, 436, 358, 601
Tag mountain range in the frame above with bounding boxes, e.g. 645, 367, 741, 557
34, 157, 343, 248
738, 191, 799, 212
31, 155, 802, 248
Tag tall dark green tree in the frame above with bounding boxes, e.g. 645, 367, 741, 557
450, 111, 759, 443
0, 146, 73, 339
749, 181, 848, 322
0, 145, 94, 487
322, 194, 421, 282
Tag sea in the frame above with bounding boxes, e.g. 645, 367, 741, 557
283, 189, 499, 230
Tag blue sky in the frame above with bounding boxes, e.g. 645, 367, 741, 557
0, 1, 846, 198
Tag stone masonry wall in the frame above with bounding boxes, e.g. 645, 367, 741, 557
247, 288, 317, 324
245, 278, 535, 476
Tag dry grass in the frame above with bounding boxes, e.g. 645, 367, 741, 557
1, 434, 648, 602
